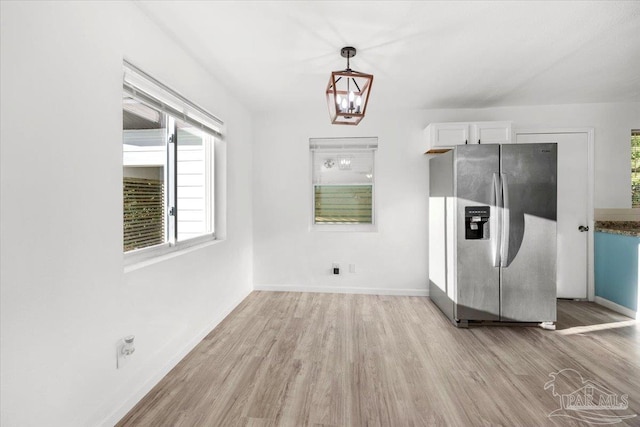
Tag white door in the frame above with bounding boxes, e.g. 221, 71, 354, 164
515, 131, 591, 299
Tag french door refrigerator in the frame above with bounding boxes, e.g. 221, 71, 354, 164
428, 143, 557, 327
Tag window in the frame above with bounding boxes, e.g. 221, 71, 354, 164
310, 137, 377, 231
632, 130, 640, 208
122, 61, 222, 261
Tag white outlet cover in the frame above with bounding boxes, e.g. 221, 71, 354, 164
116, 341, 134, 369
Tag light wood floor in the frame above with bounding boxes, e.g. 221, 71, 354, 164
117, 292, 640, 426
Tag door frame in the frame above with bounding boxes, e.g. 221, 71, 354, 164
514, 127, 595, 301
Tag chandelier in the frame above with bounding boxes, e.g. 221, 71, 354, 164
326, 46, 373, 126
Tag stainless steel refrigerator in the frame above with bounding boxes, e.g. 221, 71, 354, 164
429, 143, 557, 327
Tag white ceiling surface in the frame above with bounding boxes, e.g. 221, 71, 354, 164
137, 1, 640, 112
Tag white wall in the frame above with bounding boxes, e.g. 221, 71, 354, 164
0, 2, 253, 426
252, 102, 639, 293
253, 109, 430, 295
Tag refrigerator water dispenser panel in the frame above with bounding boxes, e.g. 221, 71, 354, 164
465, 206, 490, 240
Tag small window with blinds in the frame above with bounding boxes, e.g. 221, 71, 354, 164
633, 130, 640, 208
123, 61, 222, 262
310, 138, 377, 231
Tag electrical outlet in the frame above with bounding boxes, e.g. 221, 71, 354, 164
116, 345, 128, 369
116, 335, 135, 369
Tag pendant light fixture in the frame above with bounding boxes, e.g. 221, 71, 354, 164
326, 46, 373, 126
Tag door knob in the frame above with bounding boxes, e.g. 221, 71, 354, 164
578, 225, 589, 232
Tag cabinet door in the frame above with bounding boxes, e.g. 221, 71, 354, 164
472, 121, 512, 144
427, 123, 470, 152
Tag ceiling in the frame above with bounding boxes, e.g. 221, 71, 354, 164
137, 1, 640, 113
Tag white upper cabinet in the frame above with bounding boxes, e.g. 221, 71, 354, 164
425, 121, 512, 153
425, 122, 470, 152
472, 122, 512, 145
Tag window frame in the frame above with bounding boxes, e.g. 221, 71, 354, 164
122, 61, 223, 267
632, 129, 640, 208
309, 137, 378, 232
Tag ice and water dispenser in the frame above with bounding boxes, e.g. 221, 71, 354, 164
464, 206, 490, 240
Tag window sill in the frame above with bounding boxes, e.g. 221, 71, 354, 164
124, 235, 222, 273
311, 223, 378, 232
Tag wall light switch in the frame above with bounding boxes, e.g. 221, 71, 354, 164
349, 264, 356, 273
332, 263, 340, 275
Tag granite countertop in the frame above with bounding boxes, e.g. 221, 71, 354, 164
594, 221, 640, 237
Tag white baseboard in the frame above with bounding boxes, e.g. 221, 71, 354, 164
100, 288, 252, 426
594, 296, 637, 319
254, 284, 429, 297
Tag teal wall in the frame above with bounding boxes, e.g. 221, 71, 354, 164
595, 232, 639, 311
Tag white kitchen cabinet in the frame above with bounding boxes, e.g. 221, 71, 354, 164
472, 121, 512, 145
424, 122, 470, 153
425, 121, 512, 153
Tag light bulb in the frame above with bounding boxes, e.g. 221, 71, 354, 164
338, 157, 351, 169
349, 91, 355, 102
341, 98, 348, 111
356, 96, 362, 106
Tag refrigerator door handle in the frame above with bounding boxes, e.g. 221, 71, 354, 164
500, 173, 510, 267
492, 173, 501, 267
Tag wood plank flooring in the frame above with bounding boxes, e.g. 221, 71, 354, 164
117, 292, 640, 426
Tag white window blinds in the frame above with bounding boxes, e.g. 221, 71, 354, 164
123, 60, 223, 139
